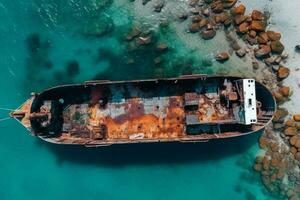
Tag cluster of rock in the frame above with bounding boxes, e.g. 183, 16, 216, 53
280, 115, 300, 160
125, 25, 169, 66
187, 0, 238, 50
183, 1, 300, 199
255, 129, 298, 198
186, 0, 290, 68
255, 109, 300, 199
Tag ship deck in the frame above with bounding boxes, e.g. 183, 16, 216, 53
61, 91, 237, 141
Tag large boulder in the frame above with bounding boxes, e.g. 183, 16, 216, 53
279, 86, 291, 97
199, 18, 209, 29
257, 32, 269, 44
215, 52, 230, 62
237, 22, 249, 34
285, 118, 296, 127
284, 127, 297, 136
189, 23, 200, 33
290, 135, 300, 147
267, 31, 281, 41
233, 15, 248, 25
293, 114, 300, 122
254, 45, 271, 58
277, 66, 290, 79
215, 12, 230, 23
290, 146, 298, 155
251, 10, 264, 21
249, 20, 266, 31
273, 91, 284, 103
271, 40, 285, 54
192, 15, 202, 23
231, 4, 246, 15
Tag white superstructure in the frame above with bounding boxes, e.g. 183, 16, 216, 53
242, 79, 257, 125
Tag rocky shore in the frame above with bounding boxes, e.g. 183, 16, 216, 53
183, 0, 300, 199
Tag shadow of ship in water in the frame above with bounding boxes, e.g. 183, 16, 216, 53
36, 130, 263, 168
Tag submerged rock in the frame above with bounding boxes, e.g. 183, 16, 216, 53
126, 27, 141, 41
201, 29, 216, 40
153, 0, 165, 12
252, 61, 259, 70
255, 45, 271, 58
253, 163, 263, 171
259, 136, 268, 149
189, 23, 200, 33
201, 58, 213, 67
215, 52, 230, 62
236, 49, 246, 57
290, 135, 300, 147
192, 15, 203, 23
142, 0, 151, 5
81, 14, 114, 37
199, 18, 209, 29
26, 33, 41, 53
284, 127, 297, 136
273, 108, 288, 122
178, 13, 188, 21
156, 43, 168, 52
66, 61, 80, 77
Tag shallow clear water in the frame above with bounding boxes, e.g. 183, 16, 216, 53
0, 0, 282, 199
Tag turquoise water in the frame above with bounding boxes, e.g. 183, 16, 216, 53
0, 1, 278, 199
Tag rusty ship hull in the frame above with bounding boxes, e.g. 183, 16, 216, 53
11, 75, 276, 147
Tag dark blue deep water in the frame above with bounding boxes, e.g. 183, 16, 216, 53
0, 0, 278, 199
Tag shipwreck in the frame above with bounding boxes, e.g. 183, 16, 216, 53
10, 74, 276, 147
